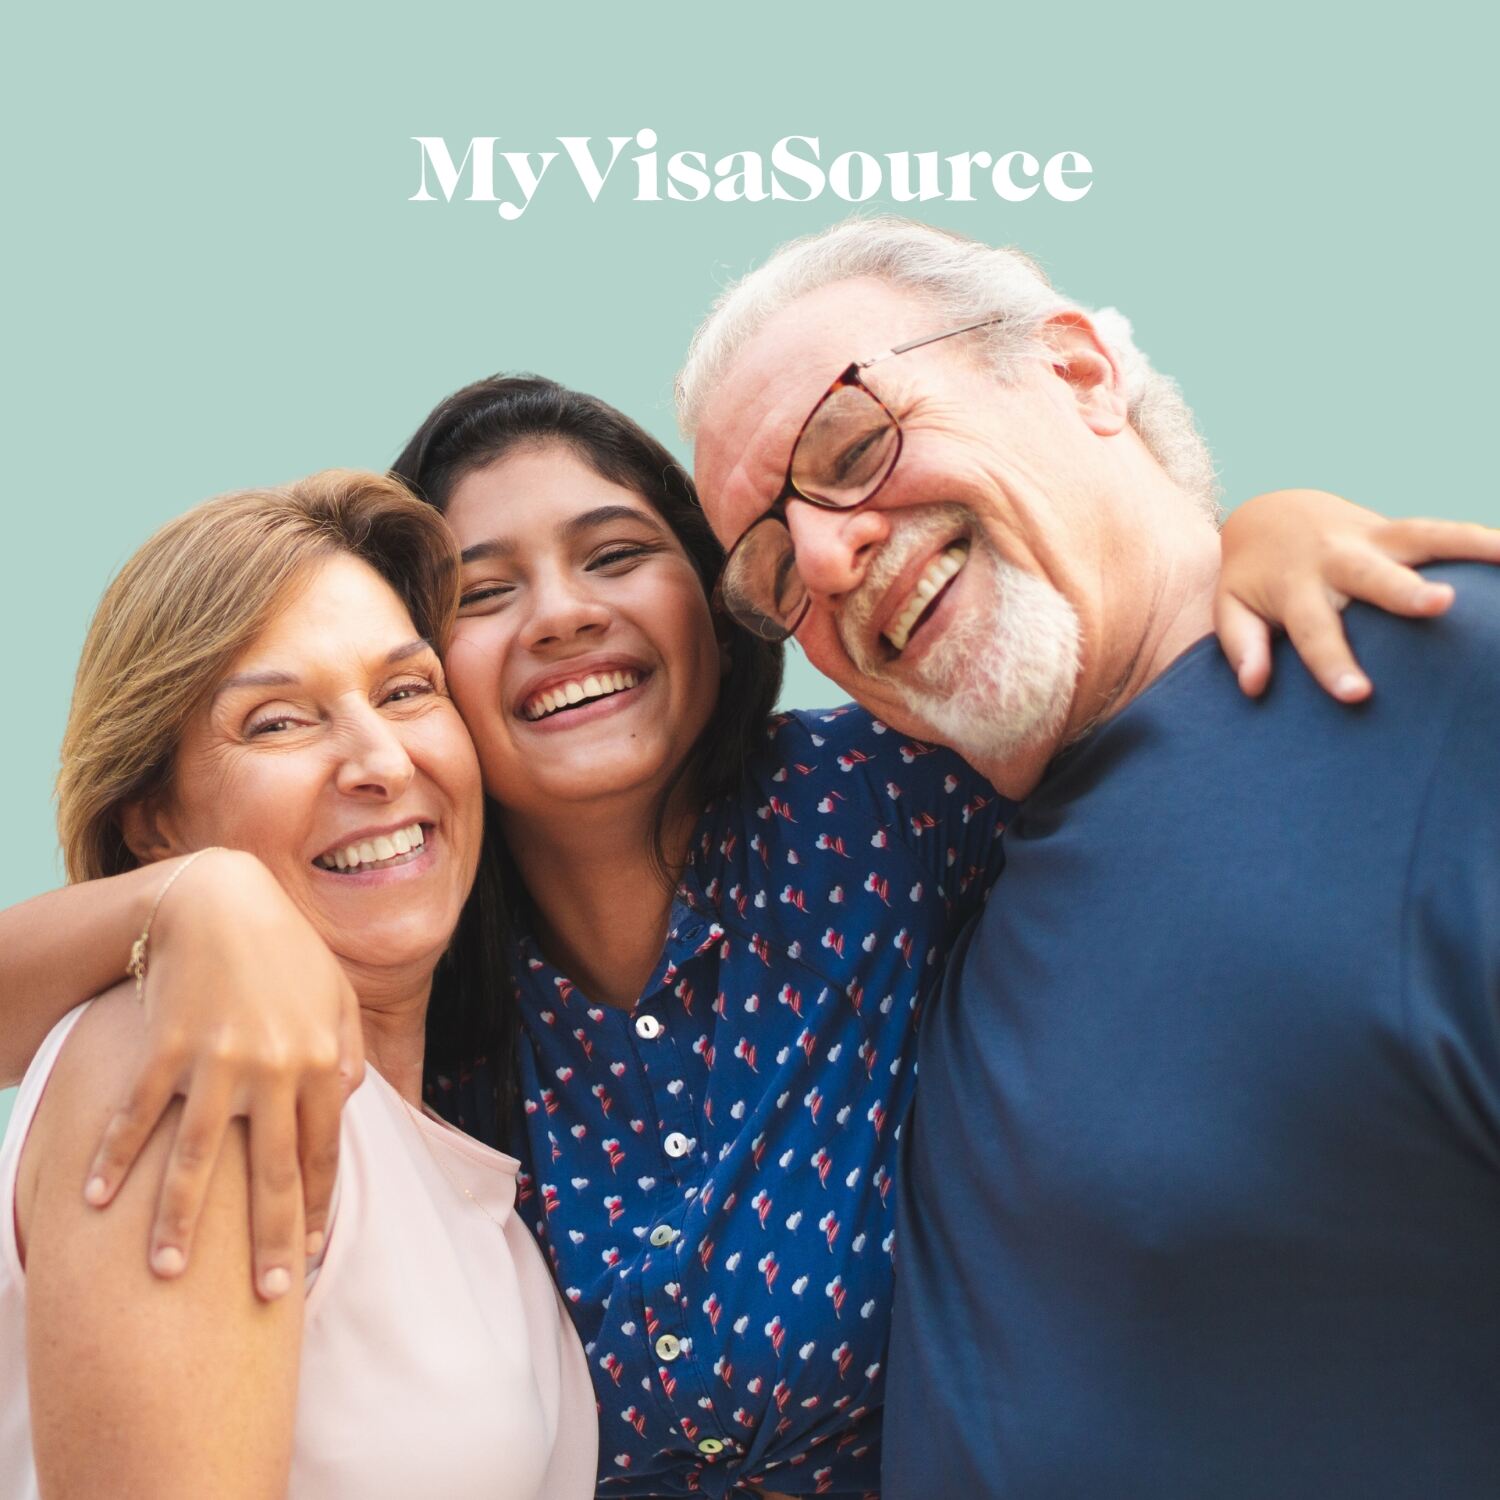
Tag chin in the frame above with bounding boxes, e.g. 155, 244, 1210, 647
889, 555, 1082, 767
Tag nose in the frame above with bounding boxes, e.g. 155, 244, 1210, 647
335, 702, 417, 801
519, 567, 612, 652
784, 501, 891, 601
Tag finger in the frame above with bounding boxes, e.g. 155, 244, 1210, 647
1369, 518, 1500, 568
147, 1068, 235, 1278
1213, 591, 1274, 697
84, 1060, 184, 1208
1324, 546, 1455, 619
336, 984, 366, 1100
1281, 595, 1371, 702
249, 1086, 304, 1301
297, 1070, 343, 1261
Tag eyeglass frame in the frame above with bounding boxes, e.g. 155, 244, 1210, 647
715, 313, 1011, 641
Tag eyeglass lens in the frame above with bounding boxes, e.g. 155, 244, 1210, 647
790, 383, 901, 505
724, 382, 900, 639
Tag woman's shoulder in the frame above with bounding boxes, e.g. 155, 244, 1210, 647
23, 988, 143, 1144
15, 988, 149, 1239
733, 702, 1009, 839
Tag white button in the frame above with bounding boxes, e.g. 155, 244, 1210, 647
698, 1438, 725, 1455
663, 1132, 690, 1158
635, 1014, 663, 1040
655, 1333, 681, 1361
649, 1225, 677, 1247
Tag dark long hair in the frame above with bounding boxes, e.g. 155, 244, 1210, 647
393, 375, 784, 1135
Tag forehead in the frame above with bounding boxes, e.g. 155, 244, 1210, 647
235, 552, 416, 667
692, 277, 938, 544
442, 442, 661, 552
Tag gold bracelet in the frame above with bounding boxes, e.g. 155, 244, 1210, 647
127, 847, 225, 1003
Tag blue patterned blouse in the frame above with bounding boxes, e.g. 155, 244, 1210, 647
430, 706, 1008, 1497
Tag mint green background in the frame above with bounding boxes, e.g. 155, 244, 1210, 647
3, 3, 1494, 1129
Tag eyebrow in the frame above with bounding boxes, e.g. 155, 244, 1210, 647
458, 505, 667, 564
212, 638, 434, 701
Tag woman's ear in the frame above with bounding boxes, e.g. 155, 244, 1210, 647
118, 797, 183, 865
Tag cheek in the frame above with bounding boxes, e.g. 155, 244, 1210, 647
445, 621, 510, 744
176, 754, 320, 867
663, 586, 723, 717
414, 715, 484, 870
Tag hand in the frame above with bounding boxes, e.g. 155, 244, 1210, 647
1215, 490, 1500, 700
82, 849, 361, 1300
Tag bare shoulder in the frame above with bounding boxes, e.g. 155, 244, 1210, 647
15, 986, 145, 1236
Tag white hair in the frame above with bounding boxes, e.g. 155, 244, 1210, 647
838, 503, 1083, 765
676, 216, 1221, 518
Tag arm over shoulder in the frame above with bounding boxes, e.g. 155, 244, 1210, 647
18, 991, 302, 1499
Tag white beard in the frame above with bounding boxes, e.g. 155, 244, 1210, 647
840, 505, 1082, 766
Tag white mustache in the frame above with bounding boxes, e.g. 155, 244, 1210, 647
837, 504, 975, 671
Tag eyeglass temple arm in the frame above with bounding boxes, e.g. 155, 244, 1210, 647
858, 313, 1009, 369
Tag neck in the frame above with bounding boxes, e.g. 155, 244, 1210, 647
502, 786, 701, 1011
343, 961, 433, 1106
975, 477, 1221, 798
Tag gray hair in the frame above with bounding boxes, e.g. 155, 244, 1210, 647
676, 216, 1221, 518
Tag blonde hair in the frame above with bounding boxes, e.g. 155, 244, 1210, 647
57, 470, 459, 882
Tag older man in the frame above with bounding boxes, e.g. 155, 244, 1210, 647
678, 220, 1500, 1498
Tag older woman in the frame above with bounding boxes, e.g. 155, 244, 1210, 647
0, 472, 596, 1499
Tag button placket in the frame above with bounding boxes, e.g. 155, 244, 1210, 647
632, 926, 732, 1476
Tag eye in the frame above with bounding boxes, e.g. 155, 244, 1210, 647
383, 677, 439, 706
589, 542, 661, 571
247, 712, 308, 738
459, 582, 514, 610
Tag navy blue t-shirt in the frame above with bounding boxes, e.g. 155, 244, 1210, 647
884, 564, 1500, 1499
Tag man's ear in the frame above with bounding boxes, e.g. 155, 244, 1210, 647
1041, 311, 1130, 436
118, 796, 184, 866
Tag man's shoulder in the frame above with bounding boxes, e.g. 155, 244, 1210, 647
1343, 562, 1500, 707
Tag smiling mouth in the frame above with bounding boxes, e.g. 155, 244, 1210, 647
522, 668, 645, 722
313, 822, 428, 873
882, 543, 969, 655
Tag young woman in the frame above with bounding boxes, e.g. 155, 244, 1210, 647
1, 472, 595, 1499
3, 379, 1496, 1498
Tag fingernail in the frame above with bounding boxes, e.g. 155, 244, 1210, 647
151, 1245, 186, 1276
1335, 672, 1369, 699
305, 1231, 325, 1259
84, 1176, 109, 1206
261, 1266, 292, 1298
1415, 583, 1453, 609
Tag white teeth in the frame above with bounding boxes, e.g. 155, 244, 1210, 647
883, 545, 969, 654
316, 822, 426, 872
523, 669, 641, 721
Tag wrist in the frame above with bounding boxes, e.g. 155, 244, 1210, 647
150, 848, 284, 946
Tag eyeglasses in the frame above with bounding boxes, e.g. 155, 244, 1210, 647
715, 314, 1008, 642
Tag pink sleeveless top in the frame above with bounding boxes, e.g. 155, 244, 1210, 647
0, 1002, 598, 1499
